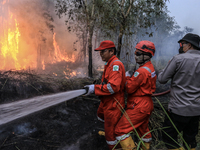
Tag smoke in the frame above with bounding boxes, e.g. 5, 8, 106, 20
14, 122, 37, 135
166, 0, 200, 36
120, 15, 184, 70
9, 0, 77, 50
1, 0, 80, 72
58, 133, 92, 150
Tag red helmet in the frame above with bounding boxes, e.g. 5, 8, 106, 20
135, 40, 155, 56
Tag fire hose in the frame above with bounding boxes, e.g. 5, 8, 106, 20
0, 87, 170, 126
152, 89, 170, 96
0, 89, 87, 126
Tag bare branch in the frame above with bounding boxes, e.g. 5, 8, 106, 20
121, 0, 125, 7
91, 0, 95, 18
115, 0, 120, 6
120, 0, 125, 17
125, 0, 134, 18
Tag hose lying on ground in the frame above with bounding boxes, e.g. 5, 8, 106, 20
152, 89, 170, 97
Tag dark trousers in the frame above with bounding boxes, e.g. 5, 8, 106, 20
162, 111, 199, 149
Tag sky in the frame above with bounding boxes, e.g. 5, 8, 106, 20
166, 0, 200, 35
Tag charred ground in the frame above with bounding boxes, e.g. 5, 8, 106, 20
0, 70, 199, 150
0, 70, 107, 150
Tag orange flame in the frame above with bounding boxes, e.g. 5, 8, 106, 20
53, 72, 57, 76
0, 1, 81, 78
42, 60, 45, 70
52, 33, 75, 63
0, 0, 37, 70
0, 9, 21, 70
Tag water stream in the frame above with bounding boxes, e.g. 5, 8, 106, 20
0, 89, 86, 126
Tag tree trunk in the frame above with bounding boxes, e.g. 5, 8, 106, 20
117, 24, 124, 58
82, 29, 88, 63
88, 24, 94, 78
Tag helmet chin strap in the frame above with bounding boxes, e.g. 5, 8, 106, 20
138, 59, 150, 66
137, 54, 151, 66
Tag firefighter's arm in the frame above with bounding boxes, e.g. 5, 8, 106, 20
158, 57, 177, 84
95, 64, 123, 96
126, 70, 144, 94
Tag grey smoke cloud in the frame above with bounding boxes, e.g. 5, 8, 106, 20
167, 0, 200, 35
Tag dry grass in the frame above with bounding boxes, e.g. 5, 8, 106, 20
1, 70, 200, 150
0, 70, 94, 104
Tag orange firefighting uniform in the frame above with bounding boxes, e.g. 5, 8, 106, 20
95, 55, 126, 149
115, 61, 156, 143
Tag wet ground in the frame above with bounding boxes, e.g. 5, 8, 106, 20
0, 95, 109, 150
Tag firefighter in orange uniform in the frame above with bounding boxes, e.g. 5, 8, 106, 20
84, 40, 126, 150
115, 41, 157, 150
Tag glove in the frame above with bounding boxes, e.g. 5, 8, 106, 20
84, 84, 94, 96
125, 71, 131, 77
125, 70, 134, 77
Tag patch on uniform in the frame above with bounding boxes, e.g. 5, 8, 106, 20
113, 65, 119, 71
134, 71, 139, 77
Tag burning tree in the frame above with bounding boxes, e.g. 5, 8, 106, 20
0, 0, 85, 78
55, 0, 107, 78
0, 0, 24, 70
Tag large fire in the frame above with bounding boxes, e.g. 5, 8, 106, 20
0, 0, 84, 78
0, 1, 22, 70
52, 33, 75, 64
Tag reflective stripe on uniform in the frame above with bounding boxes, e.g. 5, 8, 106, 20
110, 60, 121, 67
116, 134, 130, 141
97, 116, 104, 122
151, 71, 156, 78
106, 139, 118, 145
142, 137, 152, 142
142, 66, 156, 78
142, 66, 151, 73
107, 83, 115, 94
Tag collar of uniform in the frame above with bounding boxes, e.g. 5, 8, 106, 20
105, 55, 117, 66
186, 49, 200, 54
139, 60, 151, 68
